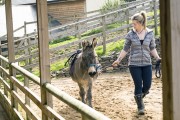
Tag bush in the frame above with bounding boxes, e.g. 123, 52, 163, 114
49, 36, 75, 45
100, 0, 124, 14
0, 0, 4, 5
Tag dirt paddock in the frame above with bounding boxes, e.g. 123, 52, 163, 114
29, 71, 162, 120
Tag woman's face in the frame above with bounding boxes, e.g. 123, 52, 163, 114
132, 20, 142, 31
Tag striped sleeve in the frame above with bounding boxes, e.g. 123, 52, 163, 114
149, 33, 156, 51
123, 34, 131, 52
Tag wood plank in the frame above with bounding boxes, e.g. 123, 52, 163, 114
44, 83, 111, 120
10, 76, 63, 119
36, 0, 52, 119
11, 62, 40, 85
160, 0, 180, 119
5, 0, 18, 111
11, 91, 40, 120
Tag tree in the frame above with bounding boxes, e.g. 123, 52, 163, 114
0, 0, 5, 5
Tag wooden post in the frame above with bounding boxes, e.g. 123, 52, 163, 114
0, 40, 1, 88
36, 0, 52, 120
126, 4, 130, 32
102, 16, 106, 53
2, 61, 8, 97
24, 76, 30, 120
5, 0, 18, 117
24, 21, 32, 71
153, 0, 158, 35
24, 21, 27, 36
75, 20, 82, 48
160, 0, 180, 119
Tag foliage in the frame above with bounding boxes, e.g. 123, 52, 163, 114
100, 0, 122, 14
31, 3, 160, 78
50, 59, 68, 71
0, 0, 4, 5
49, 36, 76, 45
16, 74, 24, 82
96, 39, 125, 56
81, 29, 102, 37
49, 36, 78, 49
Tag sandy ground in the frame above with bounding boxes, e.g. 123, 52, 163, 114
27, 71, 162, 120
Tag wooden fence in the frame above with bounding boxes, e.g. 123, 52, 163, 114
0, 55, 111, 120
0, 0, 159, 71
0, 0, 159, 119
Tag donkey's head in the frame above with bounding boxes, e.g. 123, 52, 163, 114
81, 38, 99, 78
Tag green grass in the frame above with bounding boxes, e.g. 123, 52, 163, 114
49, 36, 78, 48
81, 29, 102, 37
16, 74, 24, 82
107, 22, 124, 29
30, 9, 160, 80
96, 39, 125, 56
50, 58, 68, 71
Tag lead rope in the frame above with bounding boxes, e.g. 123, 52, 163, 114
155, 59, 161, 78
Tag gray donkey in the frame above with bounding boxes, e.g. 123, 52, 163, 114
68, 38, 101, 107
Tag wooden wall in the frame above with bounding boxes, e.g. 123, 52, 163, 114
48, 0, 86, 24
160, 0, 180, 119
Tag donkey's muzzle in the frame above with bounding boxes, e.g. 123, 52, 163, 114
89, 71, 97, 77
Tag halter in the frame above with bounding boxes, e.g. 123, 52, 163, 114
89, 64, 102, 71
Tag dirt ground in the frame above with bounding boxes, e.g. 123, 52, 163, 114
28, 71, 162, 120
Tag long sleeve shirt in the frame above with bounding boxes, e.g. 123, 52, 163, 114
123, 28, 156, 66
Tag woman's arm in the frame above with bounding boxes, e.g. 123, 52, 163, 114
112, 33, 131, 66
112, 50, 128, 66
151, 49, 161, 60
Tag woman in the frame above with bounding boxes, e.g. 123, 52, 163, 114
112, 11, 161, 115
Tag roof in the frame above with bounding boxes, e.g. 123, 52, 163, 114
12, 0, 78, 5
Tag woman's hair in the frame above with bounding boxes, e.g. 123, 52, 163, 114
131, 11, 147, 27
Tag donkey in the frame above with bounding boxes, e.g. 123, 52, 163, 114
69, 38, 101, 107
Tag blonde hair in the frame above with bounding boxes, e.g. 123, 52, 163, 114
131, 11, 147, 28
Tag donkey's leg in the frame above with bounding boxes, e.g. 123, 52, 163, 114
78, 84, 85, 103
86, 79, 93, 107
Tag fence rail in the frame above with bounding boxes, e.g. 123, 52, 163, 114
0, 55, 111, 120
0, 0, 159, 119
0, 0, 159, 70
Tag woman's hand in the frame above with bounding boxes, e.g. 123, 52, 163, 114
112, 60, 120, 67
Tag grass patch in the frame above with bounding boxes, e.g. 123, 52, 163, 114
96, 39, 125, 56
50, 58, 68, 71
49, 36, 77, 48
16, 74, 24, 82
81, 29, 102, 37
29, 9, 159, 78
107, 22, 125, 29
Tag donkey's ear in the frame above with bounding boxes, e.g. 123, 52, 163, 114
82, 40, 87, 49
92, 38, 97, 48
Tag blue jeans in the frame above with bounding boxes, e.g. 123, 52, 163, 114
129, 65, 152, 95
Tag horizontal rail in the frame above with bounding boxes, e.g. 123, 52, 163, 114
44, 83, 111, 120
11, 62, 40, 85
49, 0, 154, 32
12, 91, 40, 120
0, 53, 111, 119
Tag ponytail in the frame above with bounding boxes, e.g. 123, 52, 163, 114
140, 11, 147, 28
